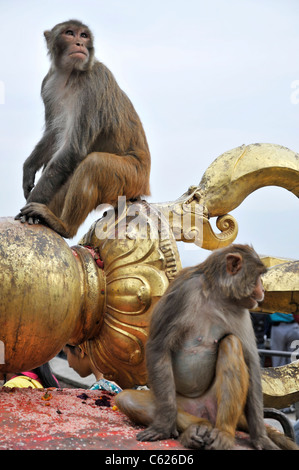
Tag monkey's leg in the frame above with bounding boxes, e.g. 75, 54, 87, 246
116, 389, 179, 441
208, 334, 249, 450
30, 151, 147, 238
116, 389, 214, 447
47, 180, 70, 218
18, 150, 149, 238
115, 389, 156, 427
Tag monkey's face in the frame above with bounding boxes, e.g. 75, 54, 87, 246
45, 23, 94, 72
61, 27, 92, 70
239, 275, 265, 309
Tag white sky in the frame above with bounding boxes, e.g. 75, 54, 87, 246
0, 0, 298, 266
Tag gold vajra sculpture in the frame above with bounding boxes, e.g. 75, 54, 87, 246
0, 143, 298, 395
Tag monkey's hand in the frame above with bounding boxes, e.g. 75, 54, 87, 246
137, 423, 179, 442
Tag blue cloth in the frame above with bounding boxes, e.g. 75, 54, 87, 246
89, 378, 122, 394
294, 420, 299, 445
270, 312, 294, 323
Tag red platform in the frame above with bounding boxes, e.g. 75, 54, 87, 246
0, 387, 253, 451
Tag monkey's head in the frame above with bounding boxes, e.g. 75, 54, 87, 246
202, 244, 267, 309
44, 20, 95, 72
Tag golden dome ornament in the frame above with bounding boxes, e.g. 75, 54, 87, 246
0, 200, 182, 388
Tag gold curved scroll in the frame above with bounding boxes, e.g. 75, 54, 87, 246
185, 143, 299, 217
153, 143, 298, 251
152, 194, 239, 250
262, 361, 299, 409
258, 260, 299, 314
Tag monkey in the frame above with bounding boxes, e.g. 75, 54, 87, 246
115, 244, 299, 450
15, 20, 151, 238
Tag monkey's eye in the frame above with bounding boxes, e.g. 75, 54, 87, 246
81, 32, 88, 38
65, 30, 74, 36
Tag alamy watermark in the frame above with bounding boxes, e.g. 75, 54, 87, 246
0, 81, 4, 105
291, 340, 299, 362
0, 341, 4, 364
290, 80, 299, 104
94, 196, 204, 245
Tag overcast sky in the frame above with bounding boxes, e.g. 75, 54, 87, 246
0, 0, 298, 266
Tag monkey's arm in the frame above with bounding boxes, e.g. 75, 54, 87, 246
136, 289, 187, 442
15, 144, 81, 227
22, 88, 102, 207
25, 150, 78, 205
245, 350, 279, 450
22, 131, 56, 200
137, 347, 179, 442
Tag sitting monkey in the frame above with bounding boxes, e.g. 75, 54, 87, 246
116, 244, 298, 450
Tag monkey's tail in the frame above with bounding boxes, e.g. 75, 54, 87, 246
265, 425, 299, 451
238, 415, 299, 450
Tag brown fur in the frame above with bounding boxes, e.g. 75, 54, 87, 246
115, 244, 299, 450
15, 20, 150, 238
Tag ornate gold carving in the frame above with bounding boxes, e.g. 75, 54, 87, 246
258, 257, 299, 406
152, 195, 239, 250
77, 201, 181, 387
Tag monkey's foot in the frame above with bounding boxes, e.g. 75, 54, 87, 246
179, 423, 213, 449
251, 435, 279, 450
137, 425, 178, 442
15, 210, 40, 226
16, 202, 46, 226
205, 428, 235, 450
16, 203, 70, 238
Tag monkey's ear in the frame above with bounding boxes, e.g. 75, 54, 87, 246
44, 31, 51, 43
226, 253, 243, 275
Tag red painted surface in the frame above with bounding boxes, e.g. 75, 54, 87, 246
0, 388, 252, 450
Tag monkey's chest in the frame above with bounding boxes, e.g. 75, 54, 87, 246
172, 336, 221, 398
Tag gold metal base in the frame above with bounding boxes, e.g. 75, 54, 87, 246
0, 142, 298, 393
